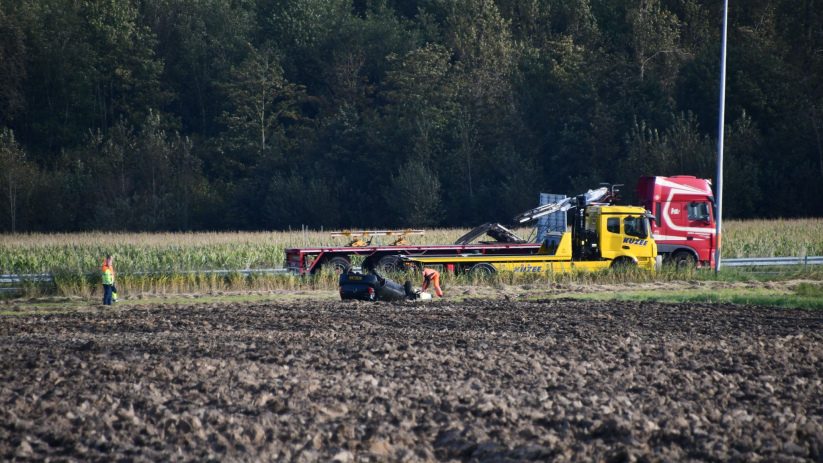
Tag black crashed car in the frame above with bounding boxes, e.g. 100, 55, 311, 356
339, 272, 411, 302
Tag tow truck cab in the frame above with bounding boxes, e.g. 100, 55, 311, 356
636, 176, 716, 268
580, 205, 658, 266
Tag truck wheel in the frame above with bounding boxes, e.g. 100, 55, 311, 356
469, 263, 496, 275
671, 251, 696, 270
610, 257, 637, 270
377, 255, 401, 274
325, 257, 351, 274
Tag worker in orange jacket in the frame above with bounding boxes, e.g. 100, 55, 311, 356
421, 267, 443, 297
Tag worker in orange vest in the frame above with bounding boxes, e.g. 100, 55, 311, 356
421, 267, 443, 297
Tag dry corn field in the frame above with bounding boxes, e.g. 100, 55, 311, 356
0, 229, 479, 275
1, 219, 821, 297
2, 220, 822, 274
721, 219, 823, 258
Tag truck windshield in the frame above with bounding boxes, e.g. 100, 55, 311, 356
623, 216, 648, 239
687, 202, 711, 221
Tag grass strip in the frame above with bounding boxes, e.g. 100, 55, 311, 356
545, 287, 823, 310
4, 275, 822, 315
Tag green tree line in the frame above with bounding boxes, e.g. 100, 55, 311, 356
1, 0, 821, 232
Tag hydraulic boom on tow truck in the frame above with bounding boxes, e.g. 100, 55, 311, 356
513, 187, 610, 223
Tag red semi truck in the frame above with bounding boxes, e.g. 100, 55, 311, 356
285, 176, 716, 274
636, 175, 717, 268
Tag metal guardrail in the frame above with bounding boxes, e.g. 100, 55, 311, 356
1, 258, 820, 284
0, 268, 290, 284
720, 256, 823, 267
0, 273, 55, 283
0, 266, 366, 284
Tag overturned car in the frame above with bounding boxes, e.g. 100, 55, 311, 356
339, 259, 431, 302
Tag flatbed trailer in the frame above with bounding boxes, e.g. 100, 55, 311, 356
286, 243, 541, 274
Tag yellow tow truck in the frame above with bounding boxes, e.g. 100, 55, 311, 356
401, 196, 661, 275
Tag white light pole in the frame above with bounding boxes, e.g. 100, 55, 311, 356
715, 0, 729, 274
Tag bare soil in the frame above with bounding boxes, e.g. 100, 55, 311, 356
448, 279, 818, 301
1, 298, 822, 462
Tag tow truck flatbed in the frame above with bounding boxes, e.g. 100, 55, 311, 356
286, 243, 541, 274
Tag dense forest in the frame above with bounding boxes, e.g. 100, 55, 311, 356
1, 0, 822, 233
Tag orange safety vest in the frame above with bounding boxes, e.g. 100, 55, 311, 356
422, 268, 438, 279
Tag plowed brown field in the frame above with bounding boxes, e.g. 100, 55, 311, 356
1, 299, 822, 462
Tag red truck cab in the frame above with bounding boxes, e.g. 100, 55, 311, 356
636, 176, 716, 268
